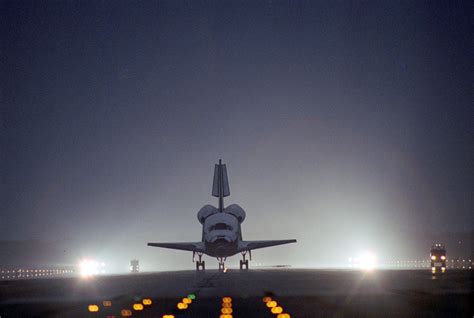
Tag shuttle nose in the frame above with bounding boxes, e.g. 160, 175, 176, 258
205, 235, 238, 257
209, 235, 232, 243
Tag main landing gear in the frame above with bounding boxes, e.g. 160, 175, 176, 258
240, 250, 251, 270
193, 252, 205, 271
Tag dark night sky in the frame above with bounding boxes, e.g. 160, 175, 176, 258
1, 1, 472, 270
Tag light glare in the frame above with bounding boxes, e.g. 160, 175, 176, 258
358, 251, 377, 271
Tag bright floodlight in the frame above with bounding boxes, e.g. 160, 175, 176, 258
358, 251, 377, 271
79, 259, 104, 277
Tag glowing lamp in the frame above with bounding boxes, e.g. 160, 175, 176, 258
272, 306, 283, 314
103, 300, 112, 307
88, 304, 99, 312
133, 303, 143, 311
266, 301, 277, 308
142, 298, 152, 305
121, 309, 132, 317
222, 297, 232, 303
221, 307, 233, 314
183, 297, 192, 304
358, 251, 377, 271
263, 296, 272, 303
431, 255, 436, 260
177, 302, 188, 310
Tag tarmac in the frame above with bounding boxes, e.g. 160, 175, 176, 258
0, 269, 472, 317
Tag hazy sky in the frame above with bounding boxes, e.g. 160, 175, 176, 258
1, 1, 472, 270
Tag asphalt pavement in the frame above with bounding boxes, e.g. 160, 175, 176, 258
0, 269, 472, 317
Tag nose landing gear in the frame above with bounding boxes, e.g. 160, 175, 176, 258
217, 257, 227, 271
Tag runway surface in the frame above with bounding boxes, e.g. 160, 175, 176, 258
0, 269, 472, 317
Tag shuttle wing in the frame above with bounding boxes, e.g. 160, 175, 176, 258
147, 242, 204, 252
238, 239, 297, 252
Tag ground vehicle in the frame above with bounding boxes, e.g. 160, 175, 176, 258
430, 244, 446, 273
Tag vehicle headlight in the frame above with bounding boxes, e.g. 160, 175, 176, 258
441, 256, 446, 260
431, 256, 436, 260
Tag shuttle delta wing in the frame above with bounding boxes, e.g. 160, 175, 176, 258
238, 239, 297, 252
147, 242, 204, 252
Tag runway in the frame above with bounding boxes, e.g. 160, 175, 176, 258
0, 269, 472, 317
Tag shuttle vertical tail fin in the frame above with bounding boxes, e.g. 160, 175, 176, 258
212, 159, 230, 212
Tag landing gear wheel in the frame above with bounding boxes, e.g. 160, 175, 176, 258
195, 253, 205, 271
240, 251, 250, 270
240, 259, 249, 270
196, 261, 205, 271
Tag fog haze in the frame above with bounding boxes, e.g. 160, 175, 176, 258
1, 1, 472, 271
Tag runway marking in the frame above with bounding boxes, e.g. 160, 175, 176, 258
262, 296, 292, 318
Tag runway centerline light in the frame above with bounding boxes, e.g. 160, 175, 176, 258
272, 306, 284, 314
177, 302, 188, 310
187, 293, 196, 300
266, 300, 277, 308
103, 300, 112, 307
142, 298, 152, 305
221, 307, 233, 314
121, 309, 132, 317
183, 297, 192, 304
88, 304, 99, 312
263, 296, 272, 303
133, 303, 144, 311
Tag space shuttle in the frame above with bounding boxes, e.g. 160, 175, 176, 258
148, 160, 296, 270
